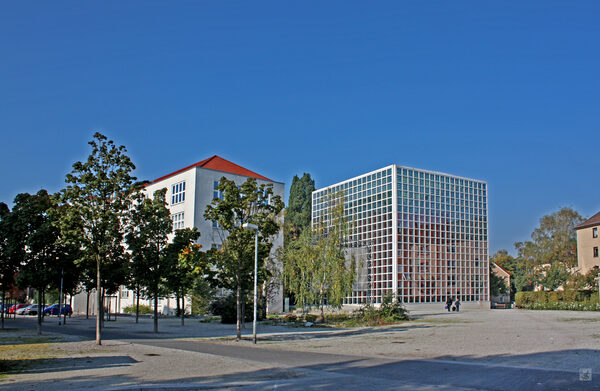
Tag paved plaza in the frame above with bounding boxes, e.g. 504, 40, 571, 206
1, 308, 599, 390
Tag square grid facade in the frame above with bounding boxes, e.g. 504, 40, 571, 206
312, 165, 489, 305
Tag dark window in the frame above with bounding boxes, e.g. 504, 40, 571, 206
594, 247, 599, 258
593, 227, 598, 238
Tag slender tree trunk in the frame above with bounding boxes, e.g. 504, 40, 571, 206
1, 289, 5, 330
86, 290, 90, 319
236, 283, 242, 341
37, 289, 42, 335
41, 291, 45, 321
176, 291, 180, 319
153, 288, 158, 333
135, 285, 140, 324
180, 289, 184, 326
96, 254, 102, 345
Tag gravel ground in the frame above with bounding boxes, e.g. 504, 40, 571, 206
1, 309, 599, 390
201, 308, 600, 373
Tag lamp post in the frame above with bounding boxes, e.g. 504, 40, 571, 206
242, 223, 258, 344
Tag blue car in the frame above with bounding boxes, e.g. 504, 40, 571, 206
43, 304, 73, 316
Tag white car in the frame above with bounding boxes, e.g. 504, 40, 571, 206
16, 304, 38, 315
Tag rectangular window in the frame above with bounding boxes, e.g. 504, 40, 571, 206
594, 247, 599, 258
171, 181, 186, 204
213, 181, 223, 200
172, 212, 184, 231
593, 227, 598, 238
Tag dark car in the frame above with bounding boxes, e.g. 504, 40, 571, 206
43, 304, 72, 316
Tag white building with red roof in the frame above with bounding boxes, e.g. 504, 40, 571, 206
75, 156, 285, 316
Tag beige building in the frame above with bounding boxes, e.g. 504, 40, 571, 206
491, 263, 511, 306
575, 211, 600, 274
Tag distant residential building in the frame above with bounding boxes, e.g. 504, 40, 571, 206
491, 263, 511, 306
312, 165, 489, 307
575, 211, 600, 274
73, 156, 284, 316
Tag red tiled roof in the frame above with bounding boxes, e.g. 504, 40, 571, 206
151, 155, 273, 183
575, 211, 600, 230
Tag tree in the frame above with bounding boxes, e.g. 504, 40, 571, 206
12, 191, 65, 335
204, 177, 284, 341
126, 188, 172, 333
164, 227, 205, 326
490, 250, 516, 300
58, 132, 137, 345
283, 193, 357, 321
0, 202, 17, 329
284, 173, 315, 243
514, 207, 584, 291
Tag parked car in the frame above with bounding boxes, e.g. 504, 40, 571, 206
16, 304, 37, 315
44, 304, 73, 316
9, 304, 27, 314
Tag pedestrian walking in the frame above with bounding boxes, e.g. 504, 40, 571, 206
455, 298, 461, 312
446, 296, 453, 312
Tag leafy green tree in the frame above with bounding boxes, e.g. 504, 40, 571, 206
58, 132, 137, 345
284, 173, 315, 243
126, 188, 172, 333
204, 177, 284, 341
490, 250, 516, 299
283, 193, 357, 321
491, 249, 517, 274
164, 227, 205, 326
514, 207, 584, 292
0, 202, 17, 329
11, 191, 66, 334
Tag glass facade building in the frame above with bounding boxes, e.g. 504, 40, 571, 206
312, 165, 489, 305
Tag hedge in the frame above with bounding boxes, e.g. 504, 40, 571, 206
122, 304, 153, 314
515, 290, 600, 311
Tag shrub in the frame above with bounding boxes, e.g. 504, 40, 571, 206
209, 294, 265, 324
354, 293, 409, 325
515, 290, 599, 311
122, 304, 153, 314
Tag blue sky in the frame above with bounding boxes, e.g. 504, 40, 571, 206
1, 2, 599, 254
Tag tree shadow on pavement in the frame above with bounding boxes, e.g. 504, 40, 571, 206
1, 349, 599, 391
1, 355, 138, 376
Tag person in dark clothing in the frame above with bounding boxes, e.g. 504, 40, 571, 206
446, 296, 453, 312
455, 298, 461, 312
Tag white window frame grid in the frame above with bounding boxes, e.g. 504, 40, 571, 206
172, 181, 186, 205
172, 212, 184, 231
312, 166, 488, 305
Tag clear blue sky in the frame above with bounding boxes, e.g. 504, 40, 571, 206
1, 2, 599, 254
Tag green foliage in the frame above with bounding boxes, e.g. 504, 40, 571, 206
355, 292, 409, 325
489, 266, 508, 298
0, 203, 18, 296
284, 173, 315, 243
204, 177, 284, 337
126, 188, 172, 332
123, 304, 152, 314
164, 228, 207, 317
283, 193, 358, 319
58, 132, 137, 343
512, 208, 584, 292
190, 278, 215, 315
568, 268, 600, 290
208, 294, 264, 324
515, 290, 599, 311
491, 250, 517, 274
